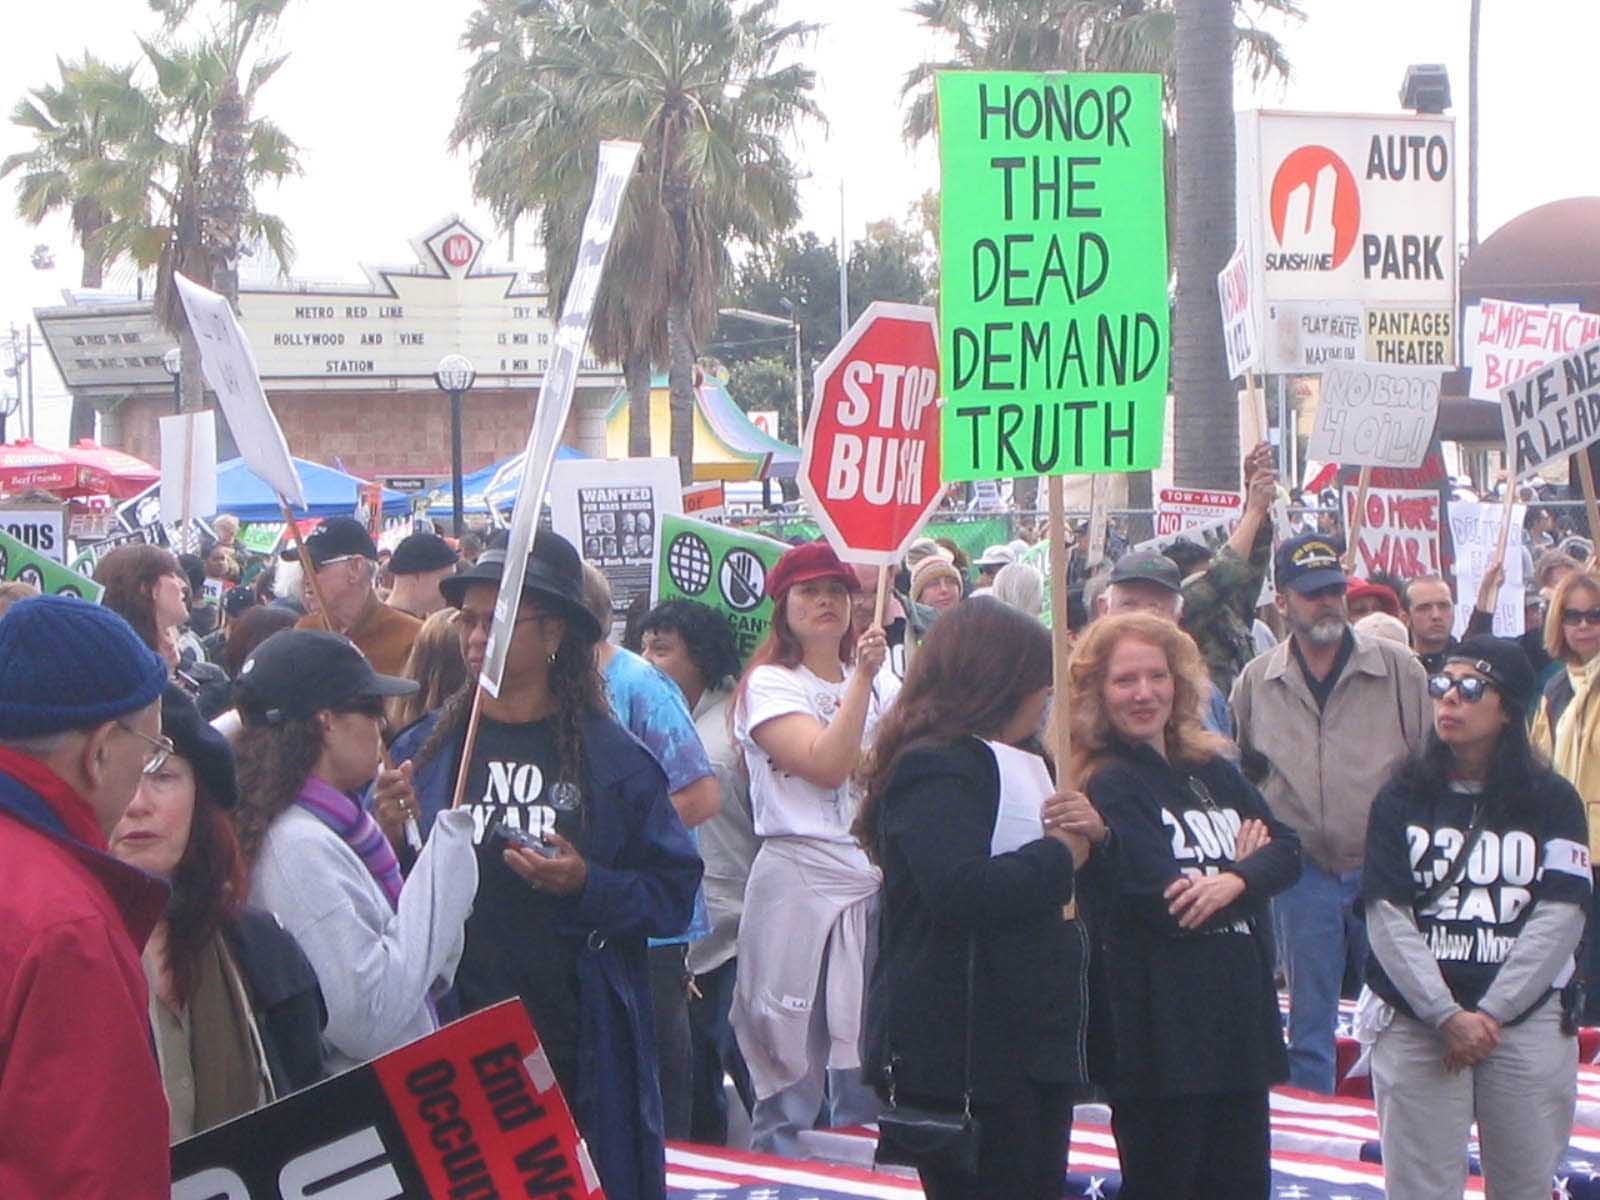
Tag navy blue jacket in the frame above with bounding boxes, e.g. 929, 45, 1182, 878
392, 709, 701, 1200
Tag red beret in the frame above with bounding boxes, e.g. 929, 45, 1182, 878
765, 540, 859, 601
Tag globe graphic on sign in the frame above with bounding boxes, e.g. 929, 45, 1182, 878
666, 532, 713, 596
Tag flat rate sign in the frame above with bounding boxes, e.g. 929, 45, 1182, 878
937, 71, 1169, 480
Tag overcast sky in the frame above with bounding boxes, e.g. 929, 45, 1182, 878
3, 0, 1595, 444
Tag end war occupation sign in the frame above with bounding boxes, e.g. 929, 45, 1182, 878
936, 71, 1169, 479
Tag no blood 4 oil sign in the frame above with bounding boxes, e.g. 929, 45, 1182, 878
799, 301, 946, 565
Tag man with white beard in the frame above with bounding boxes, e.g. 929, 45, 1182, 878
1230, 533, 1431, 1094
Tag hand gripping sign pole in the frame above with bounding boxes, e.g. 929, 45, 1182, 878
449, 140, 643, 812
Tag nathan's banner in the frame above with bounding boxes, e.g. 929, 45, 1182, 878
0, 528, 103, 601
1218, 242, 1260, 379
936, 72, 1169, 479
800, 302, 945, 564
1339, 485, 1441, 579
1468, 297, 1600, 403
1236, 111, 1456, 373
0, 503, 67, 565
1156, 488, 1241, 537
1450, 500, 1526, 638
1304, 363, 1441, 469
1501, 335, 1600, 481
656, 514, 789, 664
171, 1001, 600, 1200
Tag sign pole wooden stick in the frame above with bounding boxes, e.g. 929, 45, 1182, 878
180, 411, 196, 555
1245, 372, 1269, 451
1340, 466, 1373, 574
1047, 473, 1076, 920
871, 567, 890, 630
1577, 453, 1600, 567
450, 685, 488, 811
278, 498, 332, 633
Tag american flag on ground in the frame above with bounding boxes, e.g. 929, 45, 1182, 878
667, 1070, 1600, 1199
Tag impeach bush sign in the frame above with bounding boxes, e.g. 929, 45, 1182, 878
936, 71, 1169, 480
655, 515, 790, 664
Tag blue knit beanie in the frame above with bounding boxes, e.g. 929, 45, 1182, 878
0, 595, 169, 737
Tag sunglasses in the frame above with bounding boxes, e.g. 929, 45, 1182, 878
1427, 673, 1495, 703
1561, 606, 1600, 627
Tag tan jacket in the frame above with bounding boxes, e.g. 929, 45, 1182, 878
296, 592, 421, 677
1230, 631, 1431, 873
1530, 658, 1600, 858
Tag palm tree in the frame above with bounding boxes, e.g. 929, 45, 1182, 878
3, 54, 158, 439
454, 0, 820, 483
903, 0, 1301, 501
94, 1, 299, 412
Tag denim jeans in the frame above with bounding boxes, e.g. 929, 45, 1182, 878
1273, 860, 1366, 1093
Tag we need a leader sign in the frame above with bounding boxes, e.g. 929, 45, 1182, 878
936, 72, 1169, 479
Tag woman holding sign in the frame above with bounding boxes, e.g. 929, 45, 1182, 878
730, 540, 897, 1156
1068, 613, 1300, 1198
855, 597, 1090, 1199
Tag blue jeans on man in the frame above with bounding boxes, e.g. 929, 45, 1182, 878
1273, 860, 1366, 1093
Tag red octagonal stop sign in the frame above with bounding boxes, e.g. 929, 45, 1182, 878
799, 302, 945, 566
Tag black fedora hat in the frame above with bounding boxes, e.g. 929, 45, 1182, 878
439, 528, 602, 643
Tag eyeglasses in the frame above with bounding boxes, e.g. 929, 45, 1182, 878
453, 608, 559, 637
117, 723, 176, 774
1427, 673, 1495, 703
1561, 606, 1600, 627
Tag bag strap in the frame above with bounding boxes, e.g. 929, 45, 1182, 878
1414, 799, 1490, 914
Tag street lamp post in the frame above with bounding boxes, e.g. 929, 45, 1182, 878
433, 354, 476, 536
0, 390, 17, 444
162, 347, 182, 416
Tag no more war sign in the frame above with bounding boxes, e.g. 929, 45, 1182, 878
799, 301, 946, 565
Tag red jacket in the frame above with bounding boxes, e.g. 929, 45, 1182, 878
0, 747, 171, 1198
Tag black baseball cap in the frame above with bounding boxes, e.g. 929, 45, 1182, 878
1109, 550, 1182, 593
1275, 532, 1346, 594
1447, 635, 1536, 709
234, 629, 417, 724
389, 531, 459, 576
281, 516, 378, 567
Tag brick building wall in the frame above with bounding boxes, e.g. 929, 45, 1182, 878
108, 384, 610, 481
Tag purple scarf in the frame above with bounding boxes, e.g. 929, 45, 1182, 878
295, 776, 404, 911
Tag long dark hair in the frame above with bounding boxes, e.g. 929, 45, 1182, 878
413, 613, 607, 797
1391, 686, 1548, 812
167, 790, 247, 1007
233, 716, 325, 869
854, 597, 1052, 862
94, 543, 181, 651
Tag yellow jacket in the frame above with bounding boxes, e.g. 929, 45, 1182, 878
1530, 655, 1600, 858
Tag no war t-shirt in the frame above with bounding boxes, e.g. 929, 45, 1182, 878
1362, 775, 1592, 1018
454, 715, 584, 1092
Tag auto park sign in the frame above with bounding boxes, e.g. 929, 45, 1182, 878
1236, 110, 1457, 373
799, 302, 945, 565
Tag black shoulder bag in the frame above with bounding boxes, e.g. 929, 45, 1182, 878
875, 938, 981, 1177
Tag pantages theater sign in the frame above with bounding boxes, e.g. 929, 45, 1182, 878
36, 216, 615, 400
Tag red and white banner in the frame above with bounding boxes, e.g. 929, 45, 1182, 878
1467, 296, 1600, 402
171, 1001, 600, 1200
1156, 487, 1242, 537
1340, 485, 1442, 579
1218, 242, 1260, 379
800, 301, 945, 565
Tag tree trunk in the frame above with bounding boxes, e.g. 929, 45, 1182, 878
666, 292, 696, 486
1172, 0, 1239, 490
205, 77, 249, 308
624, 348, 652, 458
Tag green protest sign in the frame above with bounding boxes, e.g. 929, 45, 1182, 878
237, 522, 285, 555
656, 514, 790, 664
936, 71, 1169, 481
0, 527, 104, 602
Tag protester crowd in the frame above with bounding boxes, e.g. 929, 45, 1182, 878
1, 449, 1595, 1200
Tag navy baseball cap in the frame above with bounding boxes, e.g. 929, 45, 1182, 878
282, 516, 378, 567
1275, 533, 1346, 594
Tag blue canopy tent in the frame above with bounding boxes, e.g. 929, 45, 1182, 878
215, 456, 412, 523
421, 445, 586, 521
